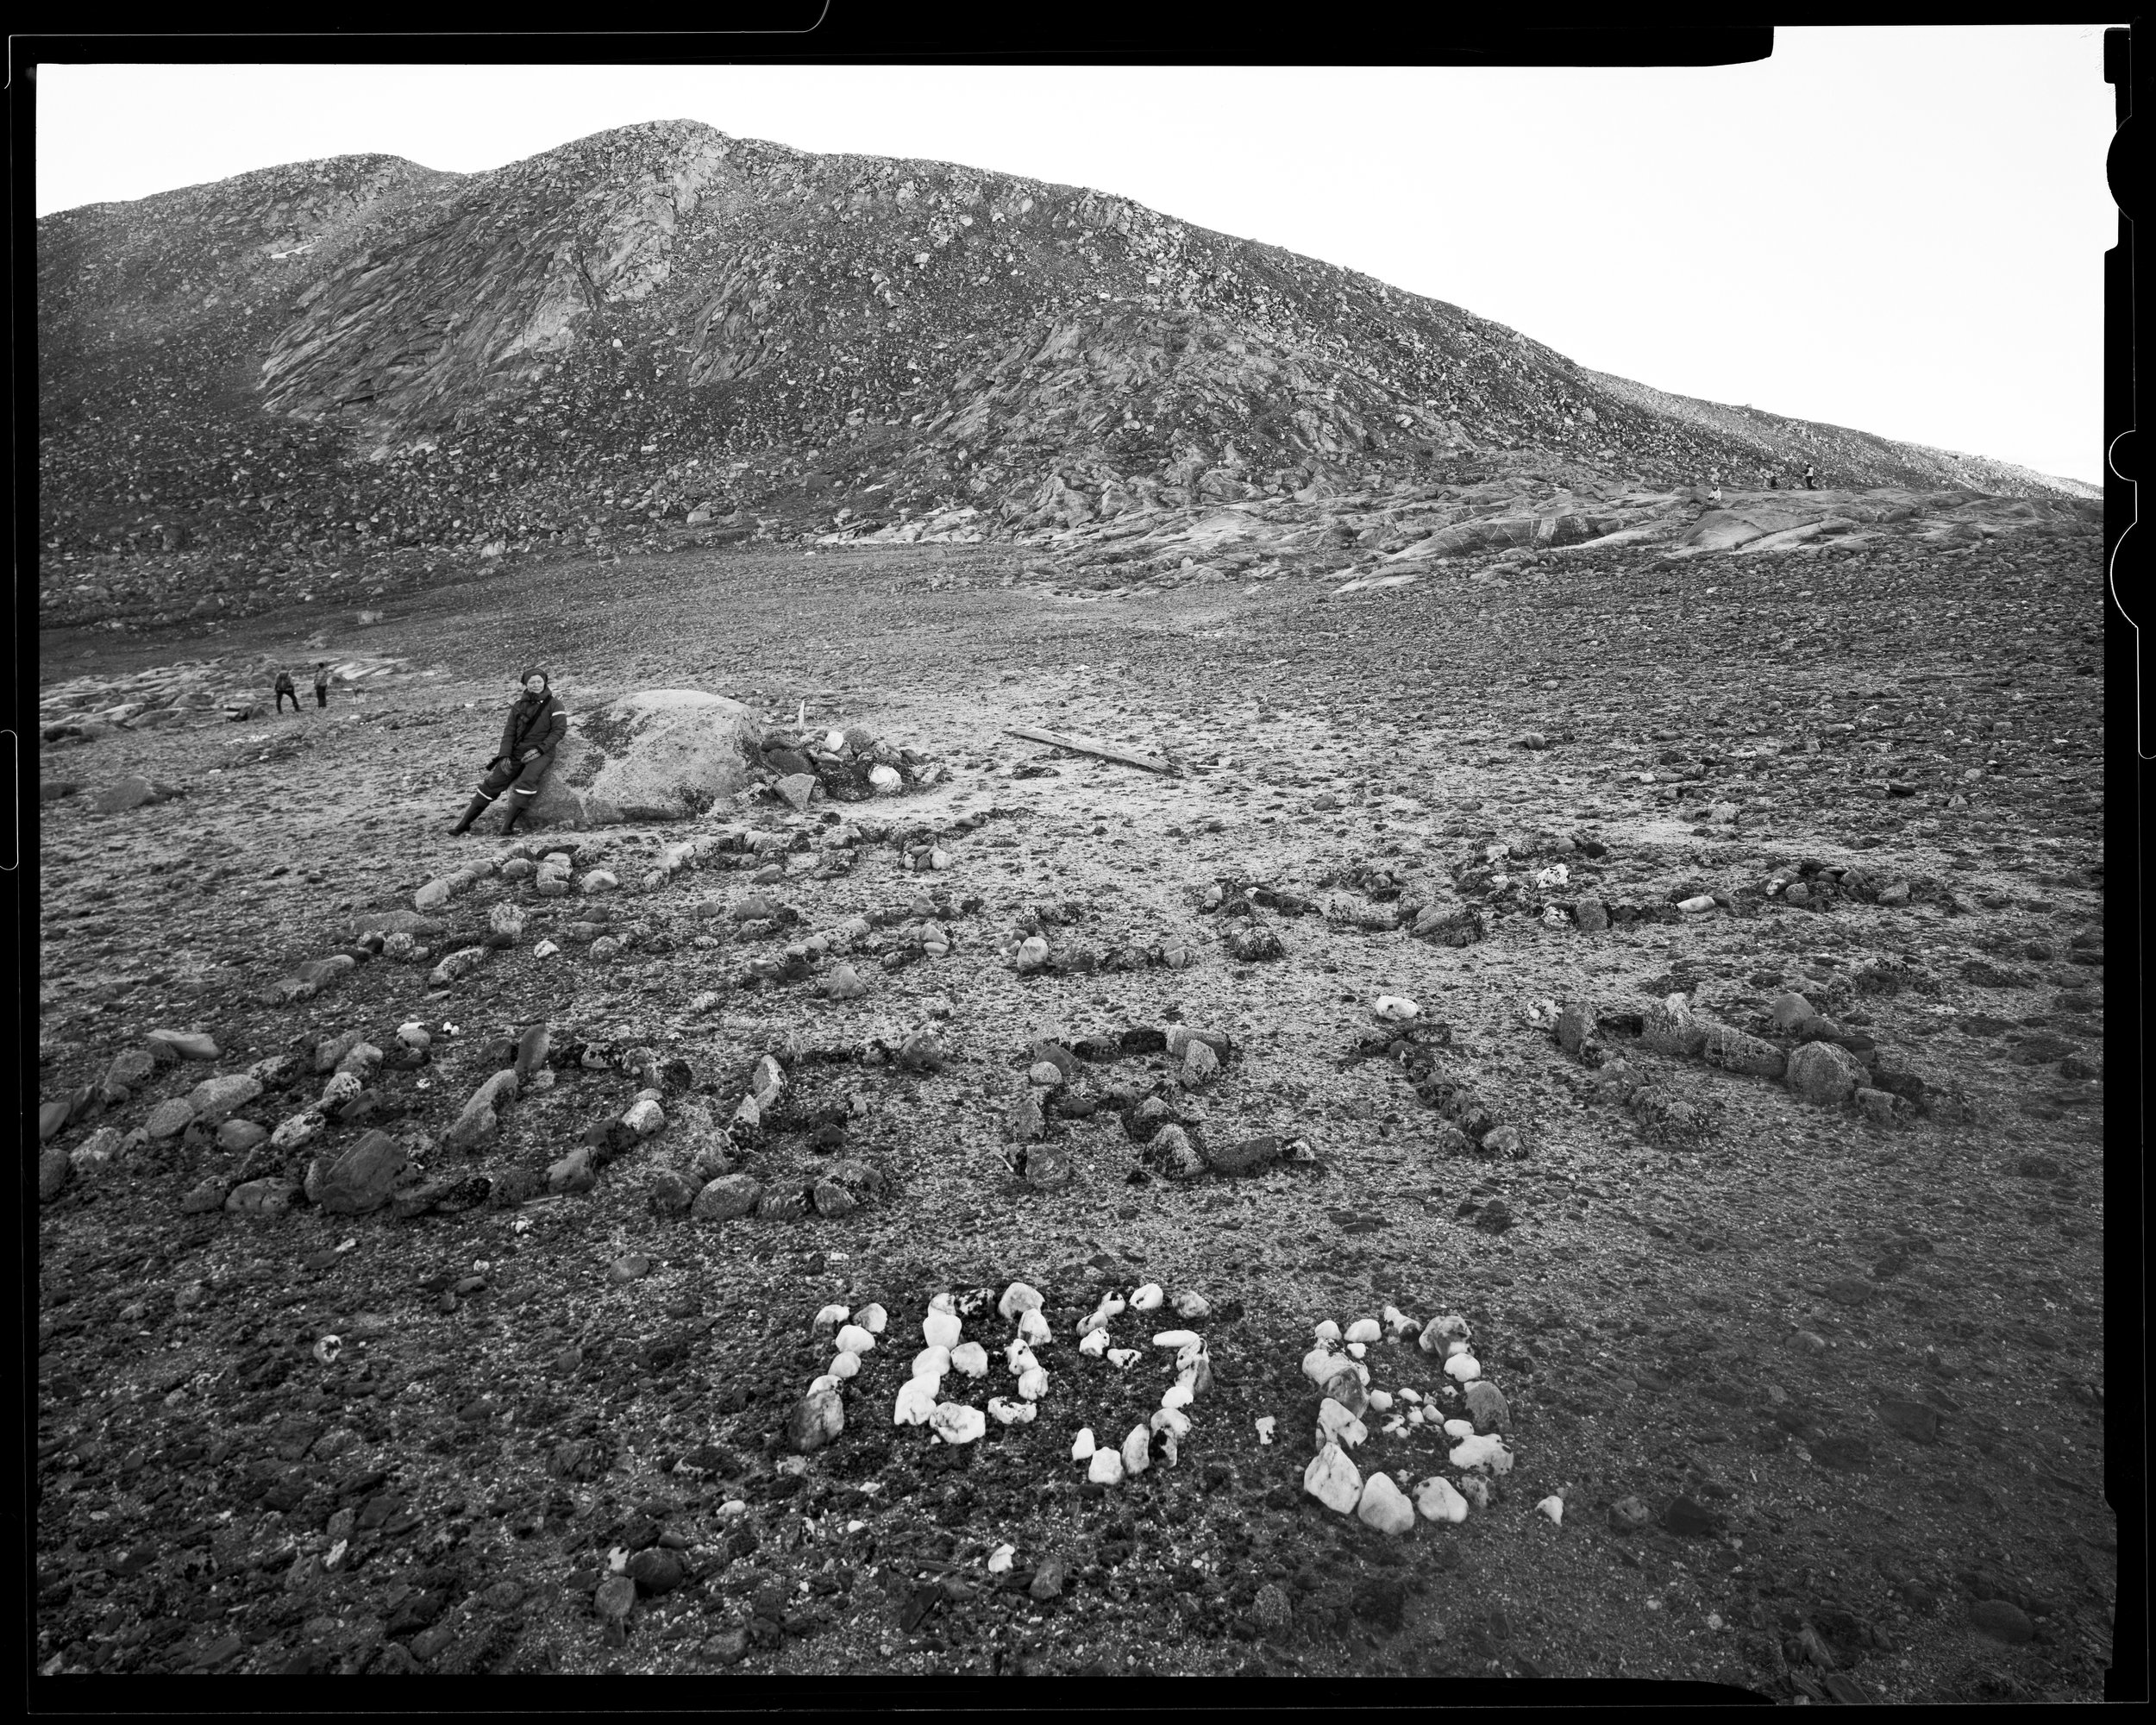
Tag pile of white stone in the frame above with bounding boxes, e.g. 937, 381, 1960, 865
1295, 1307, 1564, 1534
1069, 1281, 1213, 1486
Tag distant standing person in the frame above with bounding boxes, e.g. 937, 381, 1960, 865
1803, 464, 1819, 491
273, 668, 300, 714
451, 667, 567, 837
313, 662, 331, 708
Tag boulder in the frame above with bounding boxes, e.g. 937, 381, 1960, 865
304, 1130, 412, 1214
1786, 1040, 1869, 1107
186, 1073, 263, 1122
692, 1172, 764, 1221
522, 691, 762, 829
1699, 1023, 1787, 1079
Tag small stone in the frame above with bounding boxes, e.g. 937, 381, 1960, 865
1252, 1581, 1294, 1640
593, 1573, 636, 1624
1786, 1040, 1868, 1107
1463, 1380, 1510, 1433
1608, 1495, 1651, 1534
1303, 1442, 1363, 1515
932, 1402, 987, 1446
692, 1173, 764, 1221
1663, 1495, 1719, 1537
1970, 1597, 2034, 1644
39, 1145, 71, 1202
1029, 1554, 1068, 1601
1416, 1476, 1470, 1523
787, 1387, 845, 1453
1356, 1471, 1415, 1535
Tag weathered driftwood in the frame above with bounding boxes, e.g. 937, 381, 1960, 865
1006, 726, 1177, 775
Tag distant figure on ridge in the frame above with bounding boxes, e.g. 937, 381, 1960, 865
1803, 464, 1820, 491
273, 668, 300, 714
452, 667, 567, 837
313, 662, 331, 708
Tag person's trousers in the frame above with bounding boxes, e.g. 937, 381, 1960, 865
275, 691, 300, 713
315, 686, 329, 707
473, 753, 552, 816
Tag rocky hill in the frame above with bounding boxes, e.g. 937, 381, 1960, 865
37, 118, 2094, 629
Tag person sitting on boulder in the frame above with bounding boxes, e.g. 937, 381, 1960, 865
452, 667, 567, 836
273, 668, 300, 714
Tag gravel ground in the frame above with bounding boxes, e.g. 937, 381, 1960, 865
34, 522, 2115, 1697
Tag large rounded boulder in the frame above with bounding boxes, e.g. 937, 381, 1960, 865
524, 690, 761, 829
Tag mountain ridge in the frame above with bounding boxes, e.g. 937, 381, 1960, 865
36, 117, 2093, 626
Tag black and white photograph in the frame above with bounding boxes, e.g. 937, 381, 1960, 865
28, 28, 2131, 1698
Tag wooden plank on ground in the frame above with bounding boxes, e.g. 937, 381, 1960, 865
1006, 726, 1177, 775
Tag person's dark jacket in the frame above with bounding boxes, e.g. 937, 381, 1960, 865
273, 671, 295, 693
498, 679, 567, 767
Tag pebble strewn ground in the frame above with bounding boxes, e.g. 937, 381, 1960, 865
34, 511, 2111, 1697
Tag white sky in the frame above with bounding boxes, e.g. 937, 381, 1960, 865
36, 28, 2117, 484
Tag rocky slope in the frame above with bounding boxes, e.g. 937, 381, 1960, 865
37, 119, 2094, 634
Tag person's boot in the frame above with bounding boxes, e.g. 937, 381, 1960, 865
450, 794, 492, 836
498, 798, 527, 836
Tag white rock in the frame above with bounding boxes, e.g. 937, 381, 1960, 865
924, 1309, 962, 1350
1449, 1433, 1513, 1473
807, 1373, 839, 1396
813, 1303, 851, 1331
1106, 1348, 1139, 1369
1374, 994, 1420, 1022
829, 1351, 861, 1381
1536, 1495, 1565, 1525
1381, 1302, 1408, 1330
929, 1291, 957, 1314
1303, 1442, 1363, 1515
997, 1280, 1045, 1321
1317, 1397, 1369, 1449
1018, 1365, 1049, 1401
857, 1302, 888, 1335
1161, 1379, 1194, 1413
950, 1341, 989, 1378
1313, 1320, 1342, 1345
1357, 1471, 1416, 1535
1152, 1328, 1200, 1350
1087, 1447, 1125, 1485
912, 1346, 952, 1381
1121, 1425, 1152, 1477
1071, 1427, 1096, 1461
1366, 1389, 1394, 1414
1257, 1415, 1276, 1446
1397, 1387, 1423, 1404
931, 1402, 987, 1446
1150, 1406, 1191, 1440
1301, 1346, 1340, 1386
1416, 1477, 1470, 1524
533, 939, 561, 959
1173, 1290, 1212, 1320
1408, 1407, 1427, 1427
1347, 1341, 1368, 1359
1444, 1418, 1476, 1440
1344, 1317, 1382, 1345
1017, 1307, 1051, 1345
1445, 1338, 1470, 1359
1445, 1352, 1482, 1383
989, 1396, 1037, 1427
1130, 1283, 1164, 1312
1079, 1328, 1109, 1358
836, 1324, 876, 1356
1082, 1295, 1126, 1334
1007, 1341, 1041, 1377
893, 1378, 937, 1426
987, 1544, 1016, 1575
1382, 1417, 1408, 1437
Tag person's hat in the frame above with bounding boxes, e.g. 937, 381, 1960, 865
519, 666, 549, 688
